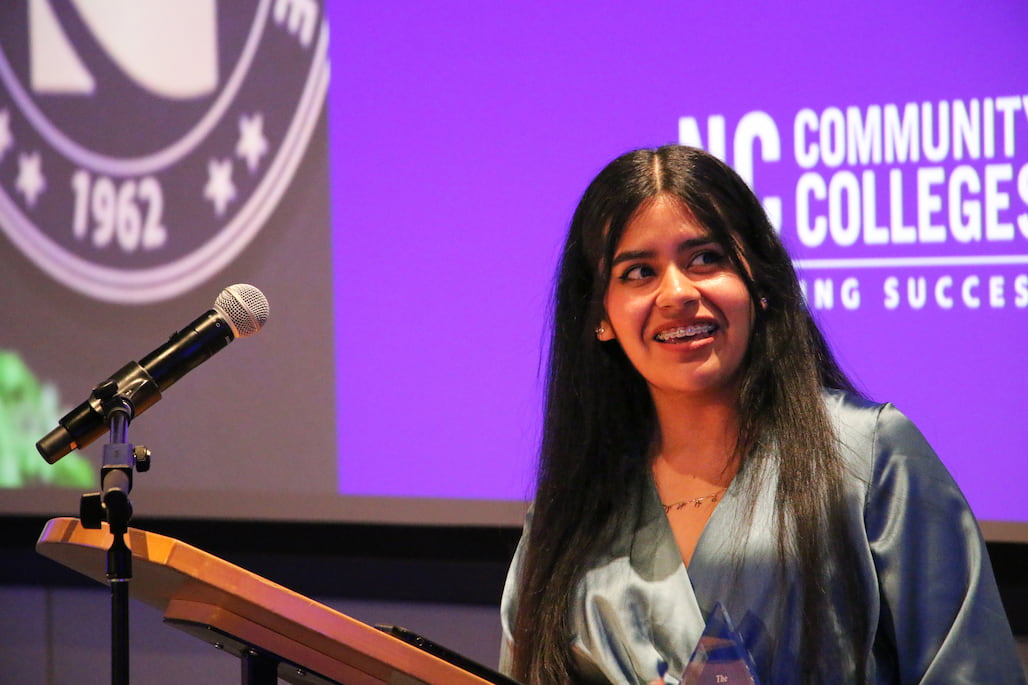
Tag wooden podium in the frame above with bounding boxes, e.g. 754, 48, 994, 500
37, 517, 500, 685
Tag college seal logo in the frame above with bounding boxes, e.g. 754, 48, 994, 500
0, 0, 328, 303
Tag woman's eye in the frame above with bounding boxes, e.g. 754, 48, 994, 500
619, 264, 654, 281
691, 250, 726, 267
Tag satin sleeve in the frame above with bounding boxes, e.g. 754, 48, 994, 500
498, 510, 531, 676
866, 404, 1026, 684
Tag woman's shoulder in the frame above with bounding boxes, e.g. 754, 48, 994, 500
822, 388, 931, 451
821, 388, 910, 478
821, 387, 888, 458
821, 387, 884, 415
821, 388, 951, 493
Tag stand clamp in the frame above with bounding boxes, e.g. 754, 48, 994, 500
76, 378, 155, 685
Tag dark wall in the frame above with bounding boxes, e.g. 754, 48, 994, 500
2, 515, 1024, 635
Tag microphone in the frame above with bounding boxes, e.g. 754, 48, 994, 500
36, 284, 269, 464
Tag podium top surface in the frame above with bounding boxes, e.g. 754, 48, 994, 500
36, 517, 500, 685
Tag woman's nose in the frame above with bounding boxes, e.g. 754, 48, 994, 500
655, 267, 699, 311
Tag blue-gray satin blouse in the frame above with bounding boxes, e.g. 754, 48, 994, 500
500, 391, 1026, 684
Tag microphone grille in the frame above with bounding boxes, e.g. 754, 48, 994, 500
214, 284, 269, 338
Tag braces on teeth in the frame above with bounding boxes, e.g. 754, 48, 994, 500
656, 323, 716, 341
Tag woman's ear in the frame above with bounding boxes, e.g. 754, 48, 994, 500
595, 320, 615, 341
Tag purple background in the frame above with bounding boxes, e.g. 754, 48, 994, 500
328, 2, 1028, 523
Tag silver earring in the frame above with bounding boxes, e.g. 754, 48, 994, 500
595, 326, 605, 335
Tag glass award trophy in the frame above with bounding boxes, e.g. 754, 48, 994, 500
680, 603, 761, 684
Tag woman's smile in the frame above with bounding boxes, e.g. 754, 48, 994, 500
653, 321, 718, 343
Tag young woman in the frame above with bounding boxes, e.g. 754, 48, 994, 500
499, 145, 1024, 684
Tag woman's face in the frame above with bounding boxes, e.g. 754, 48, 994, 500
597, 194, 754, 403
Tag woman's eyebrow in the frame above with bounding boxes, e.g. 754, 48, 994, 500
610, 249, 654, 267
611, 238, 717, 267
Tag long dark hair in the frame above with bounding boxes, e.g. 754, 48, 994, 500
511, 145, 865, 684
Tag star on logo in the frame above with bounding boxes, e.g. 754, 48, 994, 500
236, 113, 268, 173
16, 151, 46, 208
0, 109, 12, 162
204, 158, 237, 216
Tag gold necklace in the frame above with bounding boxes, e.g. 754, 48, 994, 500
661, 488, 727, 513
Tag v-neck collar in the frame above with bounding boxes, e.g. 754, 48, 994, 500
643, 469, 741, 578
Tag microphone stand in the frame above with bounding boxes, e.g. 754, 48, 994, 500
79, 380, 153, 685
